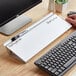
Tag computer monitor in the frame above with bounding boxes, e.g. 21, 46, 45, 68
0, 0, 42, 35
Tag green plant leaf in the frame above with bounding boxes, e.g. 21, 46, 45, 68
55, 0, 68, 4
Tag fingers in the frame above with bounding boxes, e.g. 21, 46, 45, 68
66, 18, 76, 27
66, 18, 74, 23
66, 14, 76, 28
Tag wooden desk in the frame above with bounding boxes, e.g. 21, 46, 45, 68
0, 0, 76, 76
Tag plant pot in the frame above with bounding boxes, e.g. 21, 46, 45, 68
55, 2, 68, 13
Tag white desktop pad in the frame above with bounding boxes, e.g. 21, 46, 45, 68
4, 13, 71, 62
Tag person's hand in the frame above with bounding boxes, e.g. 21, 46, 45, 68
66, 14, 76, 28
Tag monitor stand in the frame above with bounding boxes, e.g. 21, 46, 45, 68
0, 14, 32, 35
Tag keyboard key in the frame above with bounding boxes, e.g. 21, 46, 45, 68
48, 67, 53, 71
51, 68, 57, 73
64, 57, 76, 68
55, 71, 59, 75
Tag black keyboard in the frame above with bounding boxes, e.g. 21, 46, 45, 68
34, 31, 76, 76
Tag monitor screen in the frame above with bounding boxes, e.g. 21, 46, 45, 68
0, 0, 42, 27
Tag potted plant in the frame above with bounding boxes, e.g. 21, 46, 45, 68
55, 0, 68, 13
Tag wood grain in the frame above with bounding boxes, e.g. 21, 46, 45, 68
0, 0, 76, 76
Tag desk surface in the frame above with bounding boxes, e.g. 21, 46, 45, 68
0, 0, 76, 76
